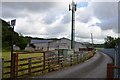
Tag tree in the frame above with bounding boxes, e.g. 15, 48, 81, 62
1, 19, 30, 51
16, 35, 30, 50
29, 43, 36, 48
104, 36, 120, 48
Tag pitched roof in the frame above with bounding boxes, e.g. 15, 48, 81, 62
30, 39, 53, 44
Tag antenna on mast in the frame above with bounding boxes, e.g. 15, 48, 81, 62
69, 0, 77, 50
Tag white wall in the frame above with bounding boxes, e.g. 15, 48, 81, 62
13, 46, 20, 51
32, 38, 87, 52
34, 43, 48, 51
49, 39, 70, 50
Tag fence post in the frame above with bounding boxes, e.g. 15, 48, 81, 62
10, 54, 16, 79
60, 56, 64, 68
15, 53, 18, 78
70, 55, 72, 66
81, 53, 83, 62
2, 58, 4, 79
79, 53, 81, 62
28, 58, 32, 76
58, 49, 60, 64
43, 52, 45, 73
77, 53, 79, 64
12, 54, 16, 79
83, 52, 86, 61
48, 58, 50, 72
107, 63, 114, 80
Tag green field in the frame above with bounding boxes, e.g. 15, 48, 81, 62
2, 51, 44, 78
2, 51, 94, 78
2, 52, 43, 60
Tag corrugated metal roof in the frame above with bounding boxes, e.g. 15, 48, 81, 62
30, 39, 53, 44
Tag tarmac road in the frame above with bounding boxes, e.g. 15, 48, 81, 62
37, 52, 113, 78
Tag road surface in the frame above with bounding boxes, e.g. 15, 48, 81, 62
36, 52, 113, 78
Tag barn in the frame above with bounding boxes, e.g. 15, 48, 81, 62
28, 38, 87, 52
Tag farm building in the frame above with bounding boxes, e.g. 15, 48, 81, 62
28, 38, 87, 52
25, 46, 35, 51
13, 45, 20, 51
30, 39, 53, 51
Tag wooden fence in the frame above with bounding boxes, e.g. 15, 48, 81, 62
2, 51, 94, 79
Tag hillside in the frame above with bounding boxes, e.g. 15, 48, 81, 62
1, 19, 60, 51
1, 19, 30, 51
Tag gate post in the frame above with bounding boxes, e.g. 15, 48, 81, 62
58, 49, 60, 64
28, 58, 32, 76
107, 63, 114, 80
15, 53, 18, 78
10, 53, 16, 79
70, 55, 72, 66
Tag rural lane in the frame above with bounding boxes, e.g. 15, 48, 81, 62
36, 51, 113, 78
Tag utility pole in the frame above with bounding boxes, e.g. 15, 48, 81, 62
114, 44, 118, 78
69, 0, 77, 50
91, 33, 94, 48
118, 43, 120, 78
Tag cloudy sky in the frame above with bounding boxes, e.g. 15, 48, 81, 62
1, 0, 119, 44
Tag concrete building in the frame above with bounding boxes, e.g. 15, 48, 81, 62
30, 39, 53, 51
29, 38, 87, 52
13, 45, 20, 51
49, 38, 70, 50
24, 46, 35, 51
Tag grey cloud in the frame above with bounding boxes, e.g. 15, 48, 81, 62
75, 33, 90, 39
41, 11, 58, 24
21, 25, 68, 38
2, 2, 70, 24
2, 2, 57, 18
46, 25, 68, 35
118, 1, 120, 34
41, 10, 70, 24
60, 13, 70, 24
92, 2, 117, 20
97, 17, 118, 32
76, 10, 91, 23
76, 16, 90, 23
76, 6, 93, 23
92, 2, 118, 33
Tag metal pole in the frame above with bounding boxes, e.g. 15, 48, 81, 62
118, 43, 120, 78
10, 19, 16, 79
91, 33, 94, 49
114, 45, 118, 78
10, 25, 14, 78
69, 0, 77, 50
71, 7, 75, 50
114, 43, 120, 78
58, 49, 60, 64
